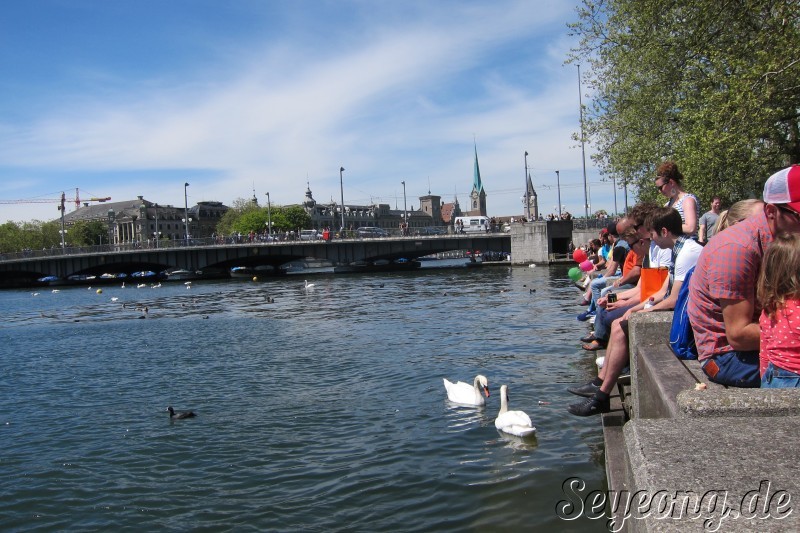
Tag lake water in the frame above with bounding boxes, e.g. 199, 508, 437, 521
0, 264, 607, 531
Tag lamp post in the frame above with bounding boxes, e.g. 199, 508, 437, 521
577, 64, 589, 220
401, 180, 407, 235
154, 203, 159, 248
612, 175, 618, 216
555, 170, 562, 218
184, 182, 190, 244
339, 167, 345, 232
58, 191, 66, 251
265, 192, 272, 238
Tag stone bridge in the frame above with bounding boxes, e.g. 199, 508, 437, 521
0, 234, 511, 285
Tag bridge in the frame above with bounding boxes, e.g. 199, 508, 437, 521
0, 234, 511, 286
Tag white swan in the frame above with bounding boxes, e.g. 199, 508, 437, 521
443, 375, 489, 406
304, 280, 315, 289
494, 385, 535, 437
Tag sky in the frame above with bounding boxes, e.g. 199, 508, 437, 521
0, 0, 631, 225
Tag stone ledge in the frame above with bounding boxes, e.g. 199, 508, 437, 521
623, 417, 800, 532
677, 388, 800, 418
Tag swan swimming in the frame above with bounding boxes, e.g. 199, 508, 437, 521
494, 385, 535, 437
443, 375, 490, 406
304, 280, 315, 289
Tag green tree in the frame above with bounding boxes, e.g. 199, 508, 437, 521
69, 220, 108, 246
570, 0, 800, 208
279, 205, 311, 231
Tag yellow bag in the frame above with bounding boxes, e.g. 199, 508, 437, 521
640, 267, 669, 302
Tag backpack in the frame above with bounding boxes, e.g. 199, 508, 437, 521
669, 266, 698, 359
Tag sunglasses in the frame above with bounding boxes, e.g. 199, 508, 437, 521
654, 180, 669, 191
777, 204, 800, 221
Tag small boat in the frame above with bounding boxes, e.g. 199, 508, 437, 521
230, 266, 255, 278
166, 269, 203, 281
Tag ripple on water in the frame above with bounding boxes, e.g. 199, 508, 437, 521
0, 267, 606, 532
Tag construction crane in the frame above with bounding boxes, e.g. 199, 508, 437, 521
0, 188, 111, 210
0, 189, 111, 250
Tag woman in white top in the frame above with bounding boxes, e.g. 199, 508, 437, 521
654, 160, 699, 237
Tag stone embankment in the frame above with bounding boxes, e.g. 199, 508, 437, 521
602, 312, 800, 532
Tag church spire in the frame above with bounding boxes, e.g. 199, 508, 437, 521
473, 142, 484, 194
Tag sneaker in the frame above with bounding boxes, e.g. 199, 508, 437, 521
567, 381, 600, 397
567, 395, 611, 416
577, 311, 595, 322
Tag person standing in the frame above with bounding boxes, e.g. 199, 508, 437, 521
698, 196, 722, 244
655, 161, 700, 238
688, 165, 800, 387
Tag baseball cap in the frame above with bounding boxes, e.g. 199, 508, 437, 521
763, 165, 800, 214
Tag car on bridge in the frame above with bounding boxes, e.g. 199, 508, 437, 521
356, 227, 389, 238
300, 229, 322, 241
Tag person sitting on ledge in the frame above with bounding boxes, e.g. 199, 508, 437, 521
567, 206, 703, 416
689, 166, 800, 388
758, 232, 800, 387
577, 221, 630, 322
580, 202, 671, 350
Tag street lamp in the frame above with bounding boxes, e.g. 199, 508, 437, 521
524, 151, 530, 221
184, 182, 190, 244
265, 192, 272, 238
401, 180, 407, 235
555, 170, 562, 218
339, 167, 345, 232
577, 64, 589, 219
154, 203, 159, 248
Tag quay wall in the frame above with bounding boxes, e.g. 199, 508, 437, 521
605, 312, 800, 532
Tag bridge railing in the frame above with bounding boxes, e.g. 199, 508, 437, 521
0, 228, 512, 263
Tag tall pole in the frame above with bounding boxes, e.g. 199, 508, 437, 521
184, 182, 190, 244
155, 203, 159, 248
59, 191, 66, 251
401, 180, 407, 233
339, 167, 345, 232
265, 192, 272, 236
577, 64, 589, 220
612, 175, 618, 216
555, 170, 562, 217
524, 151, 530, 221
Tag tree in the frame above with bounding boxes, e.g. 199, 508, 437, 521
69, 220, 108, 246
569, 0, 800, 208
216, 199, 313, 236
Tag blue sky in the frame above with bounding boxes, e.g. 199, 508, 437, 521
0, 0, 629, 224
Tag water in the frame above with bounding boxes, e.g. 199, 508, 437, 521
0, 265, 607, 532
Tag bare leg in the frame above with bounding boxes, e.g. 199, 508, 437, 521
599, 319, 630, 395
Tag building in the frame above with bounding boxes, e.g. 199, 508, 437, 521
62, 196, 228, 244
300, 184, 445, 234
524, 172, 539, 220
467, 144, 487, 217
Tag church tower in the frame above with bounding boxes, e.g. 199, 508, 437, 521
525, 172, 539, 220
468, 143, 487, 216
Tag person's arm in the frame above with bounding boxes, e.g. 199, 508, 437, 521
721, 298, 760, 351
643, 279, 681, 312
682, 196, 698, 235
698, 219, 707, 243
613, 265, 641, 287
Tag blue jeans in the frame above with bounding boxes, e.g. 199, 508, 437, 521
594, 302, 636, 341
701, 350, 760, 388
761, 362, 800, 388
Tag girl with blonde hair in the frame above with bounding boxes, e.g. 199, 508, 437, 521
758, 232, 800, 387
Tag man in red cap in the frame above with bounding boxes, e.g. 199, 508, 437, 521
688, 165, 800, 387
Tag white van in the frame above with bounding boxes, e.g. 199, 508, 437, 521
300, 229, 321, 241
454, 216, 490, 234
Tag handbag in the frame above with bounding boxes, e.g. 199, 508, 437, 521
640, 267, 669, 302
